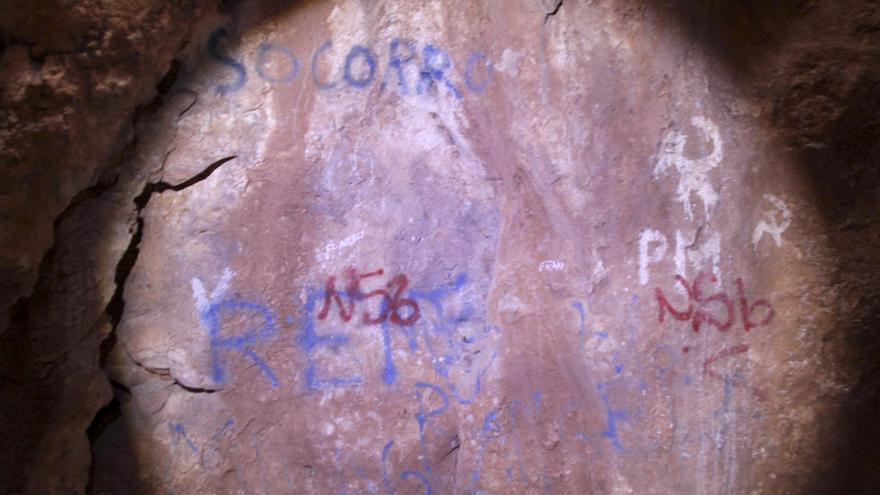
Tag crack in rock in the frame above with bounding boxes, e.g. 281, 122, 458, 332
125, 349, 220, 393
544, 0, 564, 24
104, 154, 238, 376
87, 154, 236, 492
135, 155, 237, 209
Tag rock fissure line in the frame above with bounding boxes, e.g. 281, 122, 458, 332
544, 0, 564, 25
85, 154, 236, 494
126, 349, 220, 394
67, 55, 189, 495
1, 156, 124, 342
102, 154, 239, 381
16, 55, 188, 344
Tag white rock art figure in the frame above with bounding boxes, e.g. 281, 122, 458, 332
654, 115, 725, 221
752, 194, 792, 248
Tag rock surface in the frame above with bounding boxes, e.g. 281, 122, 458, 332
0, 1, 217, 492
1, 1, 879, 494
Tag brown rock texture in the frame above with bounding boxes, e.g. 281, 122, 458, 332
1, 1, 879, 494
0, 0, 218, 492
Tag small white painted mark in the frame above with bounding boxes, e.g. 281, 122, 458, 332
539, 260, 565, 272
752, 194, 791, 248
316, 230, 365, 263
497, 48, 521, 76
191, 267, 234, 313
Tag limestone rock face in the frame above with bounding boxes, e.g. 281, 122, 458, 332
0, 0, 216, 325
0, 1, 217, 493
2, 1, 880, 494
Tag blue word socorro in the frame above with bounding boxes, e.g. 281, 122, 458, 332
208, 28, 493, 98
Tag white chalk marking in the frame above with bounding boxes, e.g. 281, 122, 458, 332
191, 267, 234, 313
539, 260, 565, 272
752, 194, 792, 248
316, 230, 366, 263
674, 229, 722, 281
654, 116, 724, 221
638, 229, 668, 285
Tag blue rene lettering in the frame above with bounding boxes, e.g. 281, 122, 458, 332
255, 42, 300, 83
414, 382, 449, 434
414, 381, 449, 474
597, 382, 628, 453
469, 409, 501, 490
464, 51, 493, 93
381, 441, 394, 494
380, 317, 398, 385
445, 352, 495, 405
208, 28, 248, 95
311, 41, 337, 89
204, 299, 280, 387
172, 423, 199, 454
418, 44, 462, 99
343, 45, 378, 89
400, 470, 434, 495
572, 301, 586, 337
299, 288, 362, 389
409, 273, 475, 378
482, 410, 502, 435
414, 381, 450, 474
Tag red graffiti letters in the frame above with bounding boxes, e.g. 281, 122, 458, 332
703, 344, 767, 400
656, 273, 774, 333
318, 267, 420, 326
735, 279, 774, 332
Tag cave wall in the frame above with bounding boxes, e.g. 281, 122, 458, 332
0, 1, 219, 492
1, 1, 879, 494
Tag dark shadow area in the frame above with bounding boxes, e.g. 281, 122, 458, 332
0, 12, 245, 491
633, 1, 880, 493
649, 0, 813, 76
85, 381, 131, 493
0, 55, 183, 494
0, 158, 127, 493
786, 67, 880, 495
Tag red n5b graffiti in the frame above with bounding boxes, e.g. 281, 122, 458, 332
319, 267, 420, 326
655, 273, 774, 333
